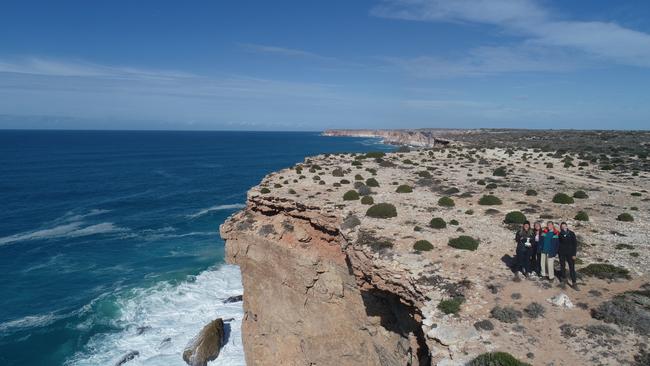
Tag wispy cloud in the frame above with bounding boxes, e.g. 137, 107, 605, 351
239, 43, 338, 62
372, 0, 650, 75
0, 57, 195, 80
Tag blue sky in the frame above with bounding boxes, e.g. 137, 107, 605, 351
1, 0, 649, 130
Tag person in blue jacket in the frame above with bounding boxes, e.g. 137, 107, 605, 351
531, 221, 543, 276
540, 221, 560, 281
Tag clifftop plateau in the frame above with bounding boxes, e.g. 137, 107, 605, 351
221, 134, 650, 366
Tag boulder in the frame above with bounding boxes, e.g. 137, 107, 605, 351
114, 351, 139, 366
547, 293, 574, 308
223, 295, 243, 303
183, 318, 225, 366
427, 323, 478, 346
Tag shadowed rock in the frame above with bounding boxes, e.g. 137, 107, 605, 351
223, 294, 243, 303
183, 318, 225, 366
114, 351, 139, 366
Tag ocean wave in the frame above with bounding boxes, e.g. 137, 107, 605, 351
65, 265, 245, 366
0, 313, 61, 334
186, 204, 245, 219
0, 221, 127, 246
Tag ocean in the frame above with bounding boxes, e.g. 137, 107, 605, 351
0, 130, 391, 366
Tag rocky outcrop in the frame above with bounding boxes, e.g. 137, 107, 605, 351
322, 129, 452, 147
182, 318, 225, 366
220, 195, 429, 366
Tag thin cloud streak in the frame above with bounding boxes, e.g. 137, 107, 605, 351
372, 0, 650, 71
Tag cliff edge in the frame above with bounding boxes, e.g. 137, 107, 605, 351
221, 144, 649, 366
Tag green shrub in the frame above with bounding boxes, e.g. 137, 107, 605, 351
468, 352, 531, 366
573, 190, 589, 199
465, 209, 474, 215
340, 179, 350, 184
552, 193, 574, 204
504, 211, 527, 224
360, 195, 374, 205
429, 217, 446, 229
438, 196, 455, 207
351, 160, 362, 166
525, 189, 538, 196
260, 187, 271, 194
443, 187, 460, 195
438, 297, 464, 314
395, 185, 413, 193
631, 192, 642, 197
479, 195, 502, 205
354, 174, 363, 180
448, 236, 479, 251
477, 179, 486, 185
366, 203, 398, 219
449, 219, 459, 226
417, 171, 432, 178
485, 183, 498, 190
288, 188, 296, 194
493, 166, 507, 177
617, 213, 634, 222
413, 240, 434, 252
365, 178, 379, 187
343, 190, 360, 200
365, 151, 385, 159
579, 263, 630, 280
574, 211, 589, 221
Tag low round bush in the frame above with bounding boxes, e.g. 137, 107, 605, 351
449, 219, 459, 226
578, 263, 630, 280
573, 190, 589, 199
504, 211, 527, 224
354, 174, 363, 180
631, 192, 642, 197
429, 217, 446, 229
343, 190, 360, 200
360, 195, 374, 205
260, 187, 271, 194
413, 240, 434, 252
477, 179, 486, 185
395, 185, 413, 193
437, 297, 464, 314
365, 151, 385, 159
468, 352, 531, 366
525, 189, 538, 196
552, 193, 574, 204
331, 168, 345, 177
366, 203, 398, 218
417, 170, 431, 178
443, 187, 460, 195
365, 178, 380, 187
485, 183, 498, 189
340, 179, 350, 184
574, 211, 589, 221
448, 236, 479, 251
617, 213, 634, 222
493, 166, 507, 177
438, 196, 455, 207
479, 195, 502, 205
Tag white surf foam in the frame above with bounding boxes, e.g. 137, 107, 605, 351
0, 221, 127, 246
65, 264, 245, 366
0, 313, 61, 334
186, 204, 245, 219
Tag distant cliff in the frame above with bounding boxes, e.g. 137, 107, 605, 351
322, 129, 452, 147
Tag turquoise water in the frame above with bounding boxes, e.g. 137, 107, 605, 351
0, 130, 391, 366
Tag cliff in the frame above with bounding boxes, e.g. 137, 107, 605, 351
322, 129, 452, 147
220, 145, 650, 366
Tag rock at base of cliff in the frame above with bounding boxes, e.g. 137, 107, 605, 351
183, 318, 225, 366
223, 294, 243, 303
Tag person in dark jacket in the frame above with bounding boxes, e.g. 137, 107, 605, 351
540, 221, 560, 281
558, 222, 579, 290
514, 221, 533, 276
531, 221, 543, 276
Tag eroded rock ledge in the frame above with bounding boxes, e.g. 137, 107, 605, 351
221, 145, 649, 366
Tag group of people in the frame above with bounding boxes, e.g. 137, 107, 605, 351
513, 220, 579, 290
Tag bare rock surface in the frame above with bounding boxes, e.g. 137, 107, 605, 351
182, 318, 225, 366
220, 132, 650, 366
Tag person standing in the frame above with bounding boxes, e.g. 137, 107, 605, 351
515, 221, 533, 276
531, 221, 543, 276
559, 222, 579, 290
540, 221, 560, 281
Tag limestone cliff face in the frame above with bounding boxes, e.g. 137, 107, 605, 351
220, 195, 429, 366
322, 129, 452, 147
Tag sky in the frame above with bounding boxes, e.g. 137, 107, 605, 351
1, 0, 649, 131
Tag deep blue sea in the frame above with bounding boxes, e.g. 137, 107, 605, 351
0, 130, 391, 366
